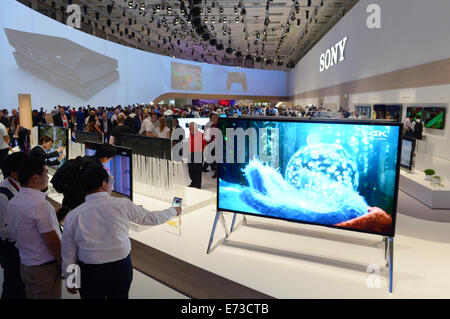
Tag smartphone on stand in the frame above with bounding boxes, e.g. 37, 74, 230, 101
172, 197, 183, 226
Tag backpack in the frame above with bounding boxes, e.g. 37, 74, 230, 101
0, 187, 14, 200
50, 156, 98, 194
413, 120, 423, 139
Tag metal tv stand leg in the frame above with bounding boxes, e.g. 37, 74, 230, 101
206, 212, 230, 254
388, 237, 394, 293
230, 214, 248, 233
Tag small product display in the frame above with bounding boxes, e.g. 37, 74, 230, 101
400, 137, 415, 172
172, 197, 183, 208
85, 142, 133, 200
121, 134, 172, 159
165, 197, 183, 236
38, 124, 68, 167
73, 131, 103, 144
218, 118, 402, 236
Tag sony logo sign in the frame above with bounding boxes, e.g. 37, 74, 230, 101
319, 37, 348, 72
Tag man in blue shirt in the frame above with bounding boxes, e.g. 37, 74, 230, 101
76, 107, 85, 131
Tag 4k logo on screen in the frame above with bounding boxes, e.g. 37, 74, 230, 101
369, 130, 388, 138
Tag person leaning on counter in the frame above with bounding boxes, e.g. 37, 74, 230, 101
29, 135, 66, 167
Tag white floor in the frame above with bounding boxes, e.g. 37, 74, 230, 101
0, 268, 188, 299
2, 171, 450, 298
128, 188, 450, 299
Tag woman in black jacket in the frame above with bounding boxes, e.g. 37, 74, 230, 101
30, 135, 66, 166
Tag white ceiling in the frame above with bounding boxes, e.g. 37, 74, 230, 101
22, 0, 359, 70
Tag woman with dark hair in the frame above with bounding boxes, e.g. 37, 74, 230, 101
29, 135, 66, 166
87, 115, 103, 135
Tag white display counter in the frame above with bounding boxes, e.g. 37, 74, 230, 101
47, 185, 450, 299
399, 170, 450, 209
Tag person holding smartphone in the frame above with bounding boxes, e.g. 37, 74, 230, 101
61, 164, 182, 299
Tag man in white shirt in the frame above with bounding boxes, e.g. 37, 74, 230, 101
7, 156, 62, 299
0, 122, 10, 177
0, 152, 27, 299
139, 113, 158, 137
62, 164, 181, 299
403, 115, 412, 133
110, 108, 119, 127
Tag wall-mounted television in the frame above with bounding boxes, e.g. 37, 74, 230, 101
400, 137, 415, 172
121, 134, 172, 159
38, 124, 69, 168
386, 105, 402, 121
373, 104, 386, 119
85, 142, 133, 201
423, 107, 446, 129
355, 106, 371, 118
218, 118, 402, 237
373, 105, 401, 121
406, 107, 424, 121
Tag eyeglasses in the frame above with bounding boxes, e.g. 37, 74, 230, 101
107, 176, 115, 185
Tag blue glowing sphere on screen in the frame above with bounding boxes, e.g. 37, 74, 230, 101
285, 144, 359, 191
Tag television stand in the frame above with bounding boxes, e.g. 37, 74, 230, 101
207, 211, 394, 293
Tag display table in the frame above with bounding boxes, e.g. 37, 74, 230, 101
399, 170, 450, 209
47, 186, 450, 298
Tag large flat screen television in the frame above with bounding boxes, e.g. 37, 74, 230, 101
400, 137, 415, 172
423, 107, 446, 129
38, 124, 69, 168
217, 118, 402, 237
85, 142, 133, 201
121, 134, 172, 159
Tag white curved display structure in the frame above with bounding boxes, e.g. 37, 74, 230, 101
0, 0, 287, 110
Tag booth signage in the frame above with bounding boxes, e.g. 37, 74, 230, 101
320, 37, 348, 72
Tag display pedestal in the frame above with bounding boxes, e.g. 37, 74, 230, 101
400, 170, 450, 209
208, 212, 395, 293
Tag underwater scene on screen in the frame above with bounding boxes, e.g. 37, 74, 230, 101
218, 120, 400, 235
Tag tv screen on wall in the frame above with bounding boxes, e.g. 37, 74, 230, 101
386, 105, 402, 121
373, 104, 387, 119
217, 118, 402, 237
423, 107, 446, 129
406, 107, 424, 121
85, 142, 133, 201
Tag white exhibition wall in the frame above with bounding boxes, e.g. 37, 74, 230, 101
288, 0, 450, 96
288, 0, 450, 178
0, 0, 287, 111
